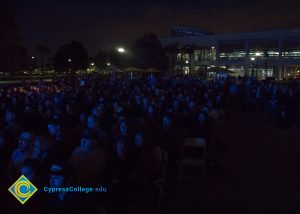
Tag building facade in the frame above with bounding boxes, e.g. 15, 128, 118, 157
161, 27, 300, 79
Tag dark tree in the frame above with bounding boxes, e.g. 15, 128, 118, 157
54, 41, 89, 72
94, 49, 129, 69
94, 51, 109, 69
107, 50, 125, 68
131, 34, 168, 71
164, 42, 180, 73
35, 45, 51, 72
0, 3, 26, 73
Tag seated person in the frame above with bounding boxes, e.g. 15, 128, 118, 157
69, 134, 108, 185
4, 111, 23, 140
47, 119, 75, 158
31, 136, 53, 170
131, 131, 162, 183
157, 114, 181, 164
84, 115, 109, 149
8, 131, 35, 178
43, 161, 98, 214
105, 137, 135, 185
189, 111, 213, 145
7, 159, 44, 213
0, 131, 9, 180
20, 159, 43, 186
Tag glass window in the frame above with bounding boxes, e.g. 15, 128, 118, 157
194, 48, 215, 61
282, 51, 300, 59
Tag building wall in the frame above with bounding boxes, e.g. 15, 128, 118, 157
161, 29, 300, 79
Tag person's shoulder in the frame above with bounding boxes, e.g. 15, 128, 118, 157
11, 149, 21, 157
70, 147, 84, 157
92, 147, 109, 158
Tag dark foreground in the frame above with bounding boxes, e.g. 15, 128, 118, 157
163, 109, 300, 214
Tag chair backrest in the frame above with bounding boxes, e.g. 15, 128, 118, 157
155, 149, 168, 181
183, 138, 206, 148
160, 149, 168, 170
182, 138, 207, 160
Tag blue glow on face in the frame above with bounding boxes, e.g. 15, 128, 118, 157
32, 140, 42, 158
198, 113, 206, 124
135, 96, 141, 105
21, 166, 34, 182
143, 98, 148, 105
120, 122, 127, 136
48, 124, 58, 136
18, 139, 30, 151
50, 175, 64, 188
189, 101, 195, 110
147, 106, 154, 114
5, 112, 15, 123
135, 133, 143, 147
162, 116, 171, 128
116, 143, 123, 155
80, 138, 95, 152
87, 117, 97, 129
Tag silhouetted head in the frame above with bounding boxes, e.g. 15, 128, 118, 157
80, 135, 98, 153
20, 159, 41, 182
47, 119, 61, 137
162, 115, 172, 129
87, 115, 99, 130
134, 132, 144, 148
18, 132, 35, 152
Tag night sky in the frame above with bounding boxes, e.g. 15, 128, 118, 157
3, 0, 300, 55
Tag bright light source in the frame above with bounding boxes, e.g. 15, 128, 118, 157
117, 48, 125, 53
31, 56, 35, 59
68, 59, 72, 62
255, 53, 261, 56
107, 62, 111, 66
288, 73, 290, 76
298, 70, 300, 73
251, 57, 255, 61
185, 60, 189, 64
91, 62, 95, 66
211, 47, 215, 49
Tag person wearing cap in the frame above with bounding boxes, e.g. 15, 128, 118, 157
4, 111, 23, 140
49, 161, 71, 189
47, 118, 74, 158
44, 161, 99, 213
46, 162, 74, 211
31, 136, 54, 171
8, 131, 35, 178
84, 115, 109, 149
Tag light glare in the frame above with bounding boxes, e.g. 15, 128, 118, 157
118, 48, 125, 53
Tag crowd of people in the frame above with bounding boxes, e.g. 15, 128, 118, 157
228, 76, 300, 128
0, 74, 299, 213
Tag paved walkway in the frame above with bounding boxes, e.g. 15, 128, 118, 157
170, 110, 300, 214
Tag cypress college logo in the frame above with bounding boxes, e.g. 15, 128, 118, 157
8, 175, 38, 204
